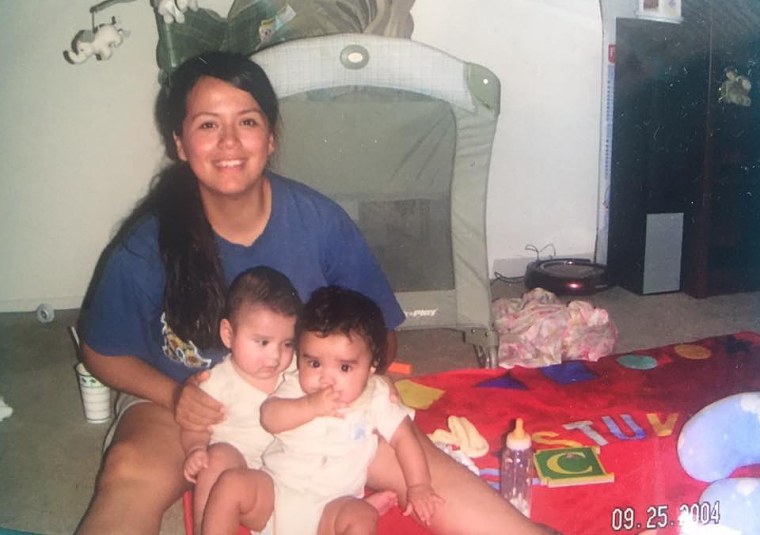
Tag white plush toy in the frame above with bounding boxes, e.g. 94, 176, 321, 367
65, 17, 130, 64
155, 0, 200, 24
678, 392, 760, 534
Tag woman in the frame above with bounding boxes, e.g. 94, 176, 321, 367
76, 51, 551, 534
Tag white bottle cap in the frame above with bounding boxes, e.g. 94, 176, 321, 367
506, 418, 532, 450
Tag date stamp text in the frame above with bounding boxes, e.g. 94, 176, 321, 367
610, 502, 720, 531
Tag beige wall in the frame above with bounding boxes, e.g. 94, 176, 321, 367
413, 0, 602, 275
0, 0, 602, 312
0, 1, 164, 312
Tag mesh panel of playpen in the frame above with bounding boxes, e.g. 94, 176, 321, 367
272, 87, 457, 294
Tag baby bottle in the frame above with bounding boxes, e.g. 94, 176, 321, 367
500, 417, 534, 516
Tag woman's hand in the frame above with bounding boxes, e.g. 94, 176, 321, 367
173, 371, 225, 432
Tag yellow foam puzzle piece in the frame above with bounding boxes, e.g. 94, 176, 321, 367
395, 379, 445, 409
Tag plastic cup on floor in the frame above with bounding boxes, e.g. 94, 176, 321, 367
75, 362, 112, 423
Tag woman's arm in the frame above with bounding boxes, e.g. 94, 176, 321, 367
82, 342, 177, 409
81, 343, 224, 431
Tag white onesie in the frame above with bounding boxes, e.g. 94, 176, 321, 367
201, 356, 285, 468
262, 372, 411, 534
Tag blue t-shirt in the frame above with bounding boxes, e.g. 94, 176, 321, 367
84, 172, 404, 382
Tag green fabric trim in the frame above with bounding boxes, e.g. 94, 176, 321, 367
156, 0, 410, 74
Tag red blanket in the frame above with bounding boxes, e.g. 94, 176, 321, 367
379, 331, 760, 535
184, 332, 760, 534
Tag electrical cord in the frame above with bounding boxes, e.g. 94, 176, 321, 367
491, 243, 557, 285
525, 243, 556, 260
493, 272, 524, 284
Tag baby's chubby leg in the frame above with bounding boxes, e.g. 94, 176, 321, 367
203, 467, 274, 535
192, 443, 246, 535
318, 496, 380, 535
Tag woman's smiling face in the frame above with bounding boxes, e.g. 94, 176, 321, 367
173, 75, 275, 201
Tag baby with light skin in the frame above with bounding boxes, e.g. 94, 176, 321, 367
180, 266, 301, 535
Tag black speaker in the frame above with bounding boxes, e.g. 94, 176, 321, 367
607, 17, 708, 295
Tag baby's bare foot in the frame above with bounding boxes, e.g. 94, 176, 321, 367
365, 490, 398, 516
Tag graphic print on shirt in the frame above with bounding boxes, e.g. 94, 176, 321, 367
160, 313, 212, 369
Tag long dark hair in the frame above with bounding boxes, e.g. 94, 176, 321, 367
124, 52, 279, 349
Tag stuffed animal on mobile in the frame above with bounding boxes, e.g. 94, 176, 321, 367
155, 0, 200, 24
64, 17, 130, 64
